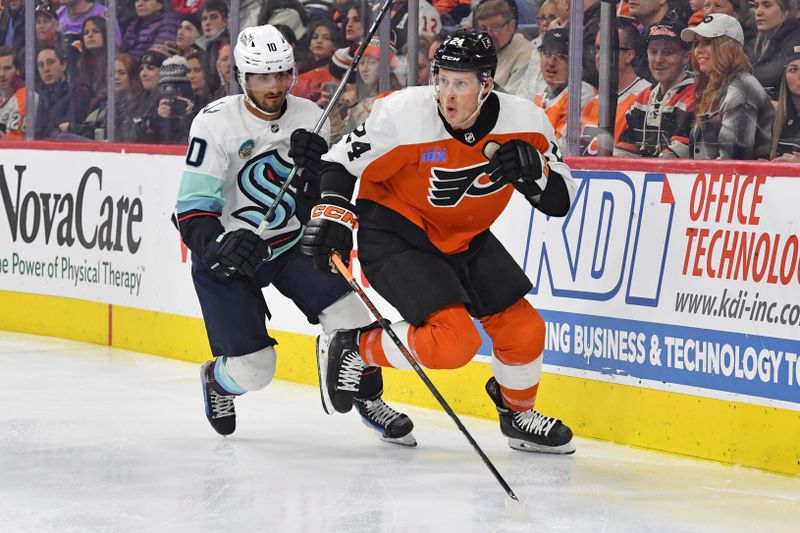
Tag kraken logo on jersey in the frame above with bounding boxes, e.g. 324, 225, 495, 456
233, 150, 298, 229
427, 162, 507, 207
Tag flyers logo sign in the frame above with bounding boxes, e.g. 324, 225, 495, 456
427, 162, 506, 207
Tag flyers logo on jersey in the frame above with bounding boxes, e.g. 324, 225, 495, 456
427, 162, 506, 207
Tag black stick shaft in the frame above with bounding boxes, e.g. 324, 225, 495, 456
330, 254, 519, 502
256, 0, 396, 237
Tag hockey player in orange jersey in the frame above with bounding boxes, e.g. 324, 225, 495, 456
301, 30, 578, 454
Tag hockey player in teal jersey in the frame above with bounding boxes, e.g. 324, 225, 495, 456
174, 24, 415, 446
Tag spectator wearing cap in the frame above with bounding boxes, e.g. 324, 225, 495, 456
533, 28, 597, 150
292, 19, 343, 102
121, 0, 181, 62
356, 38, 402, 100
134, 55, 195, 143
129, 43, 174, 133
617, 21, 696, 157
36, 2, 63, 48
580, 17, 651, 155
0, 45, 28, 139
195, 0, 229, 94
475, 0, 531, 89
770, 45, 800, 159
35, 45, 91, 139
703, 0, 757, 44
0, 1, 24, 54
57, 0, 122, 47
749, 0, 800, 100
139, 43, 173, 92
343, 39, 403, 137
682, 13, 774, 159
175, 12, 202, 56
35, 1, 79, 77
539, 0, 602, 88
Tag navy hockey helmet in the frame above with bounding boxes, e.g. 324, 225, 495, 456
432, 29, 497, 82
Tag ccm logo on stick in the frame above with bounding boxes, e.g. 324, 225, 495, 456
311, 204, 357, 229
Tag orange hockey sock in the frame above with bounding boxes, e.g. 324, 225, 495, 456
359, 305, 482, 370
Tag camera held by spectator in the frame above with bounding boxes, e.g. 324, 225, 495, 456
158, 55, 193, 119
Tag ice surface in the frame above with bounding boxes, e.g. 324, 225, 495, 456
1, 332, 797, 533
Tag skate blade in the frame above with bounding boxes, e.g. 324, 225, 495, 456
360, 418, 418, 447
508, 438, 576, 455
377, 432, 418, 448
315, 335, 335, 416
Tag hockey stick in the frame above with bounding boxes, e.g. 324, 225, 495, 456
256, 0, 396, 238
329, 253, 520, 502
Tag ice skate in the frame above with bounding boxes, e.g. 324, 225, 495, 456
200, 360, 236, 436
486, 377, 575, 454
355, 394, 417, 447
316, 330, 364, 414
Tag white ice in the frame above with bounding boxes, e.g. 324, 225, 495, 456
1, 331, 798, 533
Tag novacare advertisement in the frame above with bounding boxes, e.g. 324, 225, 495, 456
488, 169, 800, 409
0, 149, 200, 317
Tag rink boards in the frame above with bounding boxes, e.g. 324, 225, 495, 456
1, 142, 798, 476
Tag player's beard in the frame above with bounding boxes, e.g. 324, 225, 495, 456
249, 89, 287, 115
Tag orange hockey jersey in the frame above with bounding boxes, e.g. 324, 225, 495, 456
323, 86, 576, 255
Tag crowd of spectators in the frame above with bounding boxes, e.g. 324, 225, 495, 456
0, 0, 799, 161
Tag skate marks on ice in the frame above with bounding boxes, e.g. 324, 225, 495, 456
0, 331, 798, 532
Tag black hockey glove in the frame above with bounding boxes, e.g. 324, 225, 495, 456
204, 229, 272, 279
300, 196, 356, 273
289, 129, 328, 178
486, 140, 550, 198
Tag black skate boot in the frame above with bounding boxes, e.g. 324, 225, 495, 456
316, 330, 364, 414
486, 377, 575, 454
200, 360, 236, 436
355, 393, 417, 447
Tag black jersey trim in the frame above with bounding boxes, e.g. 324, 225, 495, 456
437, 92, 500, 146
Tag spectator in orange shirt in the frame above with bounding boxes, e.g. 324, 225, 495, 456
533, 28, 596, 149
579, 17, 651, 155
0, 45, 27, 139
293, 19, 343, 103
